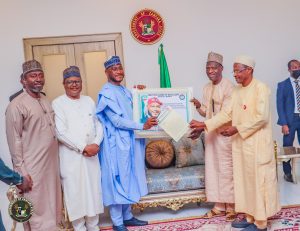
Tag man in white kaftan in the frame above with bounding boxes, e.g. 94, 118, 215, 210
52, 66, 104, 231
191, 52, 235, 220
190, 55, 280, 231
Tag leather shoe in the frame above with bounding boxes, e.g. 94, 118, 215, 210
284, 174, 293, 183
112, 224, 128, 231
231, 218, 253, 228
124, 217, 148, 226
241, 223, 267, 231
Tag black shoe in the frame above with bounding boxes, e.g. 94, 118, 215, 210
284, 174, 293, 183
112, 224, 128, 231
124, 217, 148, 226
231, 218, 253, 228
241, 223, 267, 231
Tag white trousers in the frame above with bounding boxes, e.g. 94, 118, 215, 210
72, 215, 99, 231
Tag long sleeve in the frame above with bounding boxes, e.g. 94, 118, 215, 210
104, 107, 144, 131
204, 97, 233, 132
52, 102, 86, 153
276, 82, 287, 126
93, 116, 104, 145
222, 81, 234, 112
199, 86, 208, 117
205, 108, 232, 132
5, 104, 27, 176
0, 158, 23, 185
237, 84, 270, 139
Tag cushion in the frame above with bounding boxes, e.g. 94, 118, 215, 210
146, 140, 174, 169
172, 132, 205, 168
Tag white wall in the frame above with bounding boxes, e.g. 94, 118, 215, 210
0, 0, 300, 227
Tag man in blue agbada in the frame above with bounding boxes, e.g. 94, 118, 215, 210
96, 56, 158, 231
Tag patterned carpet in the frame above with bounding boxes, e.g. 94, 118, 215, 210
101, 207, 300, 231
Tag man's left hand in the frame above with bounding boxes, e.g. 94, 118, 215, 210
220, 126, 238, 137
189, 119, 206, 132
134, 85, 146, 90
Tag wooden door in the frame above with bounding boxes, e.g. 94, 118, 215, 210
24, 33, 124, 102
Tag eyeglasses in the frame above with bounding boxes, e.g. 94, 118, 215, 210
232, 68, 247, 74
64, 80, 82, 86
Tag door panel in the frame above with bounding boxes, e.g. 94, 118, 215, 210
82, 51, 107, 102
74, 41, 116, 102
33, 44, 75, 101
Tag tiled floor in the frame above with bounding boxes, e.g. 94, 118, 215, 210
1, 162, 299, 230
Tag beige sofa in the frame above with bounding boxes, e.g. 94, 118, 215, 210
133, 135, 206, 211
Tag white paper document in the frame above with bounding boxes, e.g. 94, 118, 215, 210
157, 108, 190, 142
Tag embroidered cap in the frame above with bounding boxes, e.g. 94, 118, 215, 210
104, 56, 122, 69
147, 97, 162, 105
22, 60, 43, 76
207, 52, 223, 66
63, 66, 81, 79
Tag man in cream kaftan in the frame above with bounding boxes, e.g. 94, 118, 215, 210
205, 77, 280, 220
53, 66, 104, 231
202, 78, 234, 203
190, 55, 280, 231
5, 60, 62, 231
191, 52, 234, 219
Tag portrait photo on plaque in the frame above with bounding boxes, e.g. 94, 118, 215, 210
132, 88, 193, 138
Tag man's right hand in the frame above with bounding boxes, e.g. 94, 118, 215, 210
17, 174, 33, 193
190, 98, 201, 109
143, 117, 158, 130
282, 125, 289, 135
188, 129, 202, 140
83, 144, 99, 157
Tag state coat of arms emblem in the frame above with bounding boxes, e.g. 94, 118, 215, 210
130, 9, 165, 45
8, 197, 33, 223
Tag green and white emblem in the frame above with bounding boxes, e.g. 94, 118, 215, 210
8, 197, 33, 223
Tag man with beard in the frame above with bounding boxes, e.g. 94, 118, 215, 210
276, 59, 300, 182
9, 75, 46, 102
5, 60, 62, 231
96, 56, 157, 231
190, 52, 235, 221
190, 55, 280, 231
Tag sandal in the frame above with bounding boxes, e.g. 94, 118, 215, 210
200, 208, 225, 219
225, 210, 237, 222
